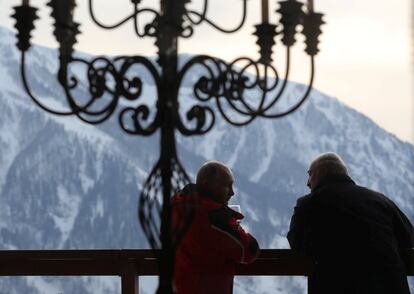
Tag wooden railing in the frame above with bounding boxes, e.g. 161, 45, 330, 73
0, 249, 411, 294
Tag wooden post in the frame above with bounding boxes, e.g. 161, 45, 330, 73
121, 261, 139, 294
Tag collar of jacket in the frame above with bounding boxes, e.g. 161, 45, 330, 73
180, 184, 223, 204
196, 185, 229, 206
312, 173, 356, 193
179, 184, 244, 219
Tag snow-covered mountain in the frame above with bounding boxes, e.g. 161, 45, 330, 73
0, 26, 413, 293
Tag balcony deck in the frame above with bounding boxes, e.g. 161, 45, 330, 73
0, 249, 411, 293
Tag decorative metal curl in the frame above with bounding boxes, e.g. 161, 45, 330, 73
184, 0, 248, 34
88, 0, 160, 38
88, 0, 249, 39
176, 55, 260, 129
20, 52, 76, 116
173, 46, 314, 131
261, 56, 315, 118
117, 56, 161, 136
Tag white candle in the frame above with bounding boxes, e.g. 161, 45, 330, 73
22, 0, 29, 6
308, 0, 314, 12
261, 0, 269, 23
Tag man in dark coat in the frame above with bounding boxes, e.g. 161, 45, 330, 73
287, 152, 414, 294
172, 161, 260, 294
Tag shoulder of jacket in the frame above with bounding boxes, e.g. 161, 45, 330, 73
296, 194, 313, 207
354, 185, 392, 202
179, 183, 197, 196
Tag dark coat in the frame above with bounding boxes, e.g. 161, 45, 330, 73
287, 174, 414, 294
172, 184, 260, 294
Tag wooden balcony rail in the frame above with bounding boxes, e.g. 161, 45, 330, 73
0, 249, 411, 294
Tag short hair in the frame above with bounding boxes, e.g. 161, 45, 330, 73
310, 152, 348, 177
196, 161, 230, 186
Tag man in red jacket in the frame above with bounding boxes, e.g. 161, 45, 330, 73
172, 161, 260, 294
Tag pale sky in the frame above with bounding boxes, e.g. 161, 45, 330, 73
1, 0, 413, 144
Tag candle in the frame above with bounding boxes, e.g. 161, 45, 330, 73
308, 0, 314, 12
22, 0, 29, 6
261, 0, 269, 23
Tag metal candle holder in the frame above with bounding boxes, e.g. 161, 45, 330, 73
12, 0, 324, 293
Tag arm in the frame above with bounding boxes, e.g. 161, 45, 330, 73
207, 206, 260, 264
287, 196, 312, 254
391, 203, 414, 270
392, 203, 414, 249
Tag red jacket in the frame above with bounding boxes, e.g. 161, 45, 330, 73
172, 184, 260, 294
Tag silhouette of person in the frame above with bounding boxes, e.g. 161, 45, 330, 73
172, 161, 260, 294
287, 152, 414, 294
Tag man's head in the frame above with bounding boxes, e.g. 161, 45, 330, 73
307, 152, 348, 190
196, 161, 235, 204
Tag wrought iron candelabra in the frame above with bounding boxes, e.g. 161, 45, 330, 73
12, 0, 324, 293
